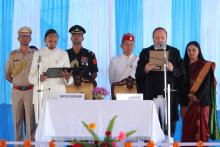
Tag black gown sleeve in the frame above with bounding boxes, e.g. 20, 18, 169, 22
172, 49, 183, 78
135, 49, 149, 93
179, 74, 190, 106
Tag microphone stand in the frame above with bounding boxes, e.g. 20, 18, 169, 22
162, 45, 171, 144
37, 55, 43, 123
163, 47, 168, 126
36, 54, 51, 122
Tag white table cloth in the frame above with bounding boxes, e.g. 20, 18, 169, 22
35, 99, 165, 143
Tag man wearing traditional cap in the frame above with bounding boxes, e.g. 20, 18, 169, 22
6, 26, 36, 141
66, 25, 98, 81
109, 33, 138, 84
28, 29, 73, 121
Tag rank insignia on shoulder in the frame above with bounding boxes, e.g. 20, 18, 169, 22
10, 50, 18, 55
92, 59, 97, 64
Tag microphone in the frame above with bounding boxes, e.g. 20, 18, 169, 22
155, 42, 166, 50
159, 43, 163, 49
37, 50, 42, 65
159, 42, 166, 50
38, 55, 41, 63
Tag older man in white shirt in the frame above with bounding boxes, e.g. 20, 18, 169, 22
109, 33, 138, 84
28, 29, 73, 121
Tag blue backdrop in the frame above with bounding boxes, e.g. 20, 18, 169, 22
115, 0, 143, 56
1, 0, 220, 141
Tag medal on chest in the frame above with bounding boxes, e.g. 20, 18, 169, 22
81, 56, 88, 66
71, 59, 79, 67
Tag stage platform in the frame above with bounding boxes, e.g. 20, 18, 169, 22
1, 104, 220, 142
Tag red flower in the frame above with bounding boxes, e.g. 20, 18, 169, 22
105, 131, 112, 137
72, 143, 82, 147
111, 142, 117, 147
102, 142, 107, 147
94, 140, 99, 145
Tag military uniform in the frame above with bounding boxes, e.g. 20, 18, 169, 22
6, 48, 36, 141
67, 25, 98, 80
66, 47, 98, 80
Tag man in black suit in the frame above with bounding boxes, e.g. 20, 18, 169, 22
135, 27, 182, 137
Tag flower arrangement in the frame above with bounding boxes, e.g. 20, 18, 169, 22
72, 115, 136, 147
92, 87, 109, 99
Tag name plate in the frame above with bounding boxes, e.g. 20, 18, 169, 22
116, 93, 143, 100
58, 93, 85, 100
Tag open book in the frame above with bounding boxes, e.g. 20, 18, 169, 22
149, 50, 169, 71
44, 67, 73, 78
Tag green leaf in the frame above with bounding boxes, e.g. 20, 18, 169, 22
103, 115, 118, 141
125, 130, 136, 138
106, 115, 118, 132
81, 121, 101, 143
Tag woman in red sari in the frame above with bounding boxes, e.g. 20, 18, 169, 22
180, 41, 220, 144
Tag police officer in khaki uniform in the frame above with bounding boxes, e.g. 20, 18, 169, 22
6, 26, 36, 141
66, 25, 98, 81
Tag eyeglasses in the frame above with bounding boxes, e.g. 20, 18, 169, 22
19, 35, 31, 38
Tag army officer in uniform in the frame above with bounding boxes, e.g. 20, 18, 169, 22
66, 25, 98, 82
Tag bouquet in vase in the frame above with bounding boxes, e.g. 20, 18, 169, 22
92, 87, 109, 100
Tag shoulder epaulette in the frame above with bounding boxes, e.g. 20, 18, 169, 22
88, 50, 95, 56
10, 50, 18, 55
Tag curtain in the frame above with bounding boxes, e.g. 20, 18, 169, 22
0, 0, 14, 140
172, 0, 201, 56
115, 0, 143, 55
40, 0, 69, 49
68, 0, 116, 99
0, 0, 220, 105
0, 0, 14, 104
1, 0, 220, 141
12, 0, 41, 50
143, 0, 172, 47
201, 0, 220, 109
